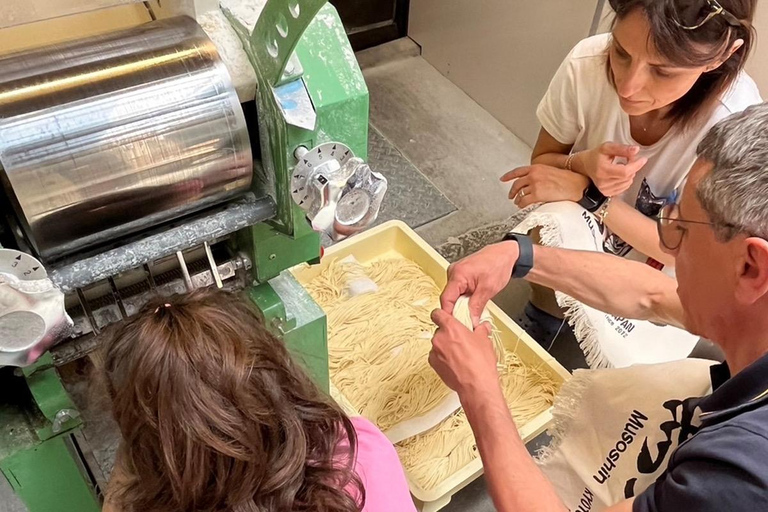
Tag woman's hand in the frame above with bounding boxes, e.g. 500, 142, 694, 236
571, 143, 648, 197
501, 164, 590, 208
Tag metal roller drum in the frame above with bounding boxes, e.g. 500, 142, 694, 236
0, 16, 253, 261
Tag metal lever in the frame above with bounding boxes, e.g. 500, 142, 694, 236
332, 162, 388, 240
204, 242, 223, 289
176, 251, 194, 292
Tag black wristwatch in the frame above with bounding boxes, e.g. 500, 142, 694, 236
578, 181, 608, 213
501, 232, 534, 278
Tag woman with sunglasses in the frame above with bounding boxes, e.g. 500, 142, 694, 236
505, 0, 761, 351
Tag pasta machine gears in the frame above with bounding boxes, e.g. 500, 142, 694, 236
291, 142, 387, 240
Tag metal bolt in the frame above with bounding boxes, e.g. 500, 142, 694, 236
234, 253, 252, 271
271, 318, 286, 335
52, 409, 80, 434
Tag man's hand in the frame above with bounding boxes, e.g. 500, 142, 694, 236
441, 241, 519, 326
501, 164, 590, 208
572, 143, 647, 197
429, 309, 501, 399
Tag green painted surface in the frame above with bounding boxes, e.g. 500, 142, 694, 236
246, 222, 320, 283
296, 4, 369, 161
248, 0, 327, 87
283, 314, 329, 393
24, 363, 80, 440
231, 3, 369, 264
1, 436, 100, 512
247, 282, 329, 392
0, 370, 43, 460
1, 361, 92, 512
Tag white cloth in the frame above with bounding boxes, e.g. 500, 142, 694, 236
537, 359, 715, 512
514, 202, 699, 368
537, 33, 762, 261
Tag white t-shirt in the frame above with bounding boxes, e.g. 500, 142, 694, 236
537, 33, 762, 259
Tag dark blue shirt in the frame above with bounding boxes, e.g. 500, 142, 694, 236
634, 353, 768, 512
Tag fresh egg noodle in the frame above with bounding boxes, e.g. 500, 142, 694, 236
397, 351, 559, 490
304, 257, 559, 491
305, 258, 449, 431
453, 295, 506, 369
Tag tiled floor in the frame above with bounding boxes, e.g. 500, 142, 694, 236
369, 124, 457, 229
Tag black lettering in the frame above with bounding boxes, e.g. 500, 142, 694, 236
593, 410, 648, 485
628, 409, 648, 428
624, 478, 637, 499
593, 468, 608, 485
636, 398, 699, 475
575, 487, 595, 512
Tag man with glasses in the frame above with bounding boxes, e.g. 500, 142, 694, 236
430, 102, 768, 511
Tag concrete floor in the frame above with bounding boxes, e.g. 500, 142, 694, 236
358, 38, 532, 249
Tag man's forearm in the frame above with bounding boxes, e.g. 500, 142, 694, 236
526, 245, 684, 328
460, 387, 567, 512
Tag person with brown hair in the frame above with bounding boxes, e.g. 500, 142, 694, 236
501, 0, 762, 357
100, 289, 415, 512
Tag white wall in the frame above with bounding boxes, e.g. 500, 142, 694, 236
746, 2, 768, 96
409, 0, 602, 146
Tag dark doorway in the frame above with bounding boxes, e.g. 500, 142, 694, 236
330, 0, 409, 51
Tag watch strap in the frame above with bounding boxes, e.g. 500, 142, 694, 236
578, 181, 608, 213
502, 232, 534, 279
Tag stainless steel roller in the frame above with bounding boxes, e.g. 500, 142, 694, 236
0, 16, 253, 261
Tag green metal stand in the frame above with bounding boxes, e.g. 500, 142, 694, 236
1, 356, 100, 512
2, 435, 100, 512
249, 272, 329, 392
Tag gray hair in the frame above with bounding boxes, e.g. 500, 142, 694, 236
696, 102, 768, 241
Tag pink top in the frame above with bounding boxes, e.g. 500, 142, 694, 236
339, 417, 417, 512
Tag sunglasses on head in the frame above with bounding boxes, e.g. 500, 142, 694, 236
609, 0, 741, 30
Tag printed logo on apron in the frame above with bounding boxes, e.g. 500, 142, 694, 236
602, 179, 668, 256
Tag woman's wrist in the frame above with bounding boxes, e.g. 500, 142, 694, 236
569, 151, 589, 177
567, 171, 591, 202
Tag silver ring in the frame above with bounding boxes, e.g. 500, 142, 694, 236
519, 189, 526, 198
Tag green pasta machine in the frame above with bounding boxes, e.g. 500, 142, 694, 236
0, 1, 385, 510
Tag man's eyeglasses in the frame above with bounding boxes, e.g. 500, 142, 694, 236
656, 203, 716, 250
